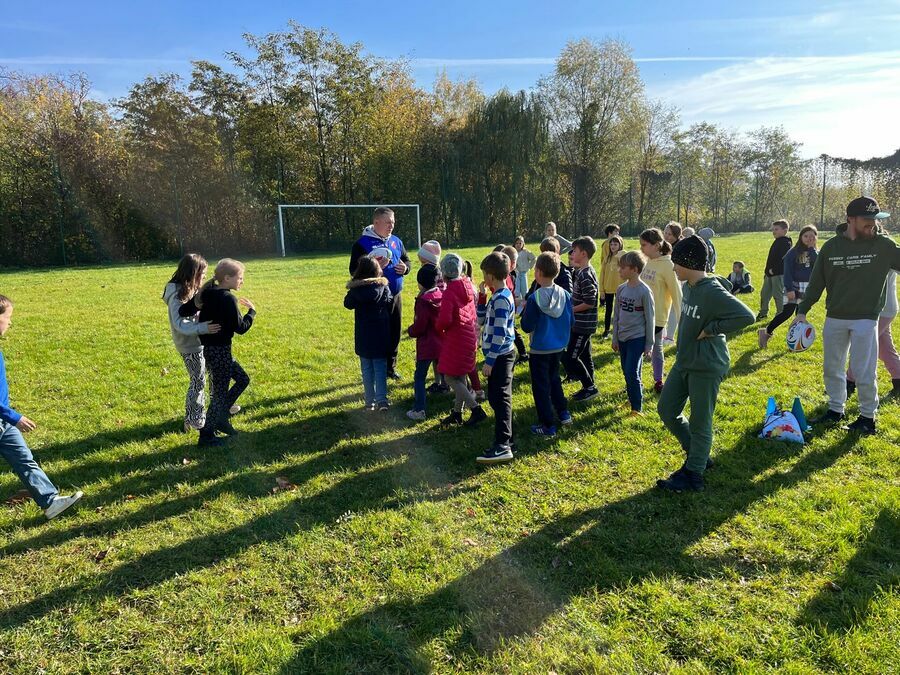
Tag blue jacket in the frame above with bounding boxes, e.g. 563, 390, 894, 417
349, 226, 411, 296
0, 351, 23, 425
521, 285, 574, 354
782, 247, 818, 294
344, 277, 394, 359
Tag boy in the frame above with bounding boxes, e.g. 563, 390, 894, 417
564, 236, 600, 401
476, 252, 517, 464
0, 295, 83, 519
613, 252, 655, 415
656, 237, 754, 491
757, 219, 792, 320
728, 261, 754, 295
520, 252, 575, 437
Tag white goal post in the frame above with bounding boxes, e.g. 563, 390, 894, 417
276, 203, 422, 257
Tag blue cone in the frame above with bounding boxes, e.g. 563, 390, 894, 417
792, 396, 809, 432
767, 396, 777, 416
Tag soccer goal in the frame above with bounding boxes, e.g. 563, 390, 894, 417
276, 203, 422, 257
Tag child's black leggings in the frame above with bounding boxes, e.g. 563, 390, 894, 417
602, 293, 615, 335
200, 344, 249, 437
766, 303, 798, 335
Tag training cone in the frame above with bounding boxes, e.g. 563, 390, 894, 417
791, 396, 809, 432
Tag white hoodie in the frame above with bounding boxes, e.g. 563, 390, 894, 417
162, 282, 212, 355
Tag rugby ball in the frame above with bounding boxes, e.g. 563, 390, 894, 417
368, 246, 393, 263
787, 321, 816, 352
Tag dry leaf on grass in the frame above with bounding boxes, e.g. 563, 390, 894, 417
3, 489, 31, 506
462, 538, 478, 547
273, 476, 297, 493
93, 548, 111, 563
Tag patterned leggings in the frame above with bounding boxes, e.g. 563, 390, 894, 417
180, 351, 207, 429
200, 344, 249, 436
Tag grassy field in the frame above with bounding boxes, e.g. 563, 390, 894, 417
0, 233, 897, 673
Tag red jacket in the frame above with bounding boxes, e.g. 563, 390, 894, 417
407, 287, 443, 361
435, 278, 478, 376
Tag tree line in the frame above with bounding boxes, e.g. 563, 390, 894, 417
1, 22, 898, 266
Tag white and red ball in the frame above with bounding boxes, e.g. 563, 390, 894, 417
787, 321, 816, 352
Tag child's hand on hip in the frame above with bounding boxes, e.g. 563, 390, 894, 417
16, 416, 36, 432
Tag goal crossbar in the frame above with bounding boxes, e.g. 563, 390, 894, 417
276, 203, 421, 257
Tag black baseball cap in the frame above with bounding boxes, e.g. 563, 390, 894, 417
847, 196, 890, 220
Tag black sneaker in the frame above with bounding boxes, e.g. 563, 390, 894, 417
387, 371, 402, 381
427, 382, 450, 394
755, 313, 767, 321
198, 433, 224, 447
216, 421, 239, 436
705, 457, 715, 471
810, 409, 845, 427
843, 415, 876, 436
656, 467, 705, 492
476, 445, 514, 465
441, 411, 464, 427
464, 405, 488, 427
571, 386, 599, 402
377, 400, 391, 412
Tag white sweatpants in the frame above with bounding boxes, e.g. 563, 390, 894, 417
823, 317, 879, 417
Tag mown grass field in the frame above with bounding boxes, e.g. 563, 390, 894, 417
0, 233, 897, 673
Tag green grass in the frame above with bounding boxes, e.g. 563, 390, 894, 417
0, 233, 897, 673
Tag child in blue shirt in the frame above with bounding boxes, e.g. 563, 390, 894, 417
0, 295, 83, 519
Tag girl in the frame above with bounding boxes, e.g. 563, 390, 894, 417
612, 252, 655, 415
759, 225, 818, 348
598, 235, 625, 338
436, 253, 486, 427
344, 256, 394, 412
663, 222, 684, 343
663, 221, 683, 246
163, 254, 220, 433
513, 236, 537, 303
463, 259, 485, 402
639, 228, 682, 393
406, 265, 443, 420
182, 258, 256, 446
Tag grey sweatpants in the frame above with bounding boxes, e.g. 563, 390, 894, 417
759, 274, 785, 316
823, 317, 879, 417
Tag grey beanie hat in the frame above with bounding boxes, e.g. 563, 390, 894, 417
440, 253, 463, 280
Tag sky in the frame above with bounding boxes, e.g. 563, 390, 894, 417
2, 0, 899, 159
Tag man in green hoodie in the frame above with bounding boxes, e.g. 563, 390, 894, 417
795, 197, 900, 436
656, 236, 755, 492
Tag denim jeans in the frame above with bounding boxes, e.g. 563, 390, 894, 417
0, 421, 58, 509
619, 336, 646, 412
360, 357, 388, 406
412, 359, 434, 412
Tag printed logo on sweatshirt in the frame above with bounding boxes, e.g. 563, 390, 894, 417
829, 253, 877, 271
619, 297, 645, 313
682, 302, 701, 319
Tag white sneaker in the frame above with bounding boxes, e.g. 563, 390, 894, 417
406, 409, 427, 421
229, 404, 241, 415
44, 491, 84, 520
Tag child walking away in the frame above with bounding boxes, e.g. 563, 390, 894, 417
757, 219, 793, 320
564, 237, 600, 401
521, 253, 574, 437
613, 252, 655, 415
759, 226, 818, 348
656, 236, 754, 492
639, 228, 682, 393
476, 252, 518, 463
406, 265, 443, 420
0, 295, 83, 519
186, 259, 256, 446
436, 254, 486, 427
728, 262, 754, 294
599, 235, 625, 339
513, 236, 537, 302
163, 254, 221, 433
344, 257, 393, 413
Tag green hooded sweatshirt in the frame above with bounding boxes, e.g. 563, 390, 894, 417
798, 224, 900, 321
675, 277, 755, 377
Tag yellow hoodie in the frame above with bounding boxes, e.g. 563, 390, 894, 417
599, 250, 625, 295
640, 255, 682, 328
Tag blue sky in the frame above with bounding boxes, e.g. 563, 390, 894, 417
3, 0, 899, 159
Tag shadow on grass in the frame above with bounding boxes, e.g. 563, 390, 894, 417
798, 507, 899, 634
276, 434, 859, 672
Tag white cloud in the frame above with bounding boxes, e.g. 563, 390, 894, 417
649, 52, 900, 159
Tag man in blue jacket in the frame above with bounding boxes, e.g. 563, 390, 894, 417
349, 207, 411, 378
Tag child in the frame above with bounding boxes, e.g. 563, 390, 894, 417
656, 236, 754, 492
545, 221, 573, 254
476, 252, 518, 464
527, 238, 572, 296
436, 254, 486, 427
344, 256, 393, 413
163, 254, 221, 433
599, 235, 625, 339
759, 225, 818, 348
599, 224, 621, 261
417, 240, 449, 394
728, 262, 754, 294
0, 295, 83, 519
500, 245, 529, 364
406, 265, 443, 420
639, 228, 682, 393
564, 236, 600, 401
757, 219, 793, 320
520, 252, 574, 437
186, 259, 256, 446
462, 259, 485, 402
614, 252, 656, 414
513, 236, 537, 302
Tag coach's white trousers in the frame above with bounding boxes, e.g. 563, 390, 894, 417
823, 317, 879, 417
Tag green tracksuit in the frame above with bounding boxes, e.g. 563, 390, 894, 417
657, 277, 755, 473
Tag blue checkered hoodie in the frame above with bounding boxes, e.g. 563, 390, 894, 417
478, 287, 516, 366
